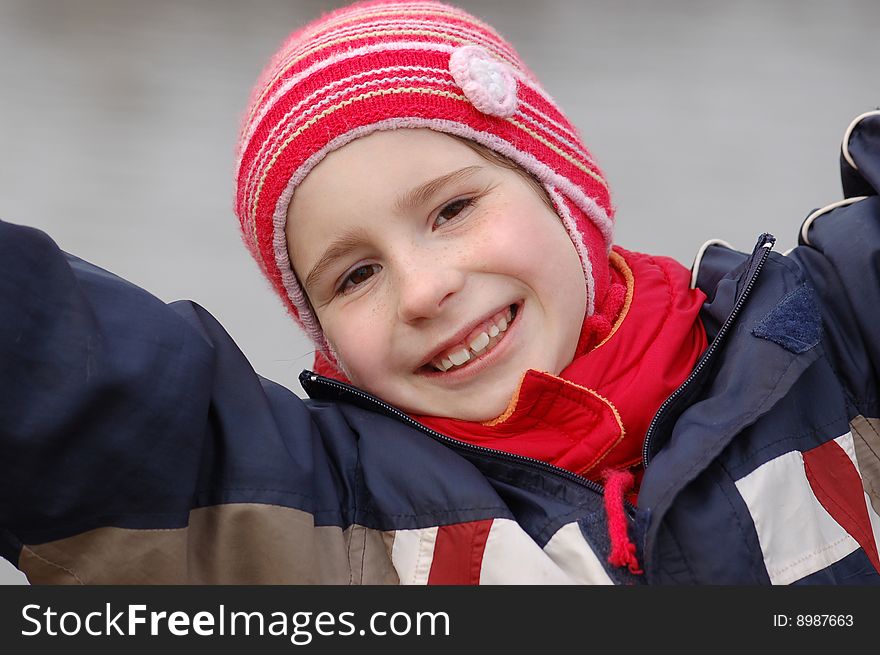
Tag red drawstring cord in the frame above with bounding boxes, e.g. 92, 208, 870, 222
603, 469, 643, 575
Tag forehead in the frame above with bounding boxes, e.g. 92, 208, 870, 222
286, 129, 486, 260
293, 129, 478, 211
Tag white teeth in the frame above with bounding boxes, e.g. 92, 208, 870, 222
434, 358, 453, 372
469, 332, 490, 353
431, 306, 519, 372
448, 349, 471, 366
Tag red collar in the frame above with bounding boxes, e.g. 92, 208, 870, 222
416, 248, 708, 484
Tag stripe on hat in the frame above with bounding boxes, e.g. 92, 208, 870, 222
240, 41, 603, 215
249, 84, 608, 235
241, 66, 450, 203
241, 66, 597, 215
244, 73, 458, 218
248, 5, 519, 127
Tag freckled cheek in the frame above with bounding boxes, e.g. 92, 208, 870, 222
474, 217, 559, 278
323, 299, 397, 382
502, 214, 586, 309
458, 210, 522, 272
547, 247, 588, 318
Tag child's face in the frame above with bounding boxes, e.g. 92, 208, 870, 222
287, 129, 587, 421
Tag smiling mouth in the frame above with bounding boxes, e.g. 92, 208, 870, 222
424, 304, 519, 373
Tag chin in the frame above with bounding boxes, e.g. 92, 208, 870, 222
396, 374, 521, 421
443, 388, 516, 422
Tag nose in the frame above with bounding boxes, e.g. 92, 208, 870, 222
395, 248, 465, 323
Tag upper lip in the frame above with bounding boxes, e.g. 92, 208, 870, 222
415, 302, 516, 370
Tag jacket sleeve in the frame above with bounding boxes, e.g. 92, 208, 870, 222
0, 221, 367, 584
788, 110, 880, 415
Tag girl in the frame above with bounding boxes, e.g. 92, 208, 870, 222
1, 0, 879, 585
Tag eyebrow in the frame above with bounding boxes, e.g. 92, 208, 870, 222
303, 227, 371, 293
393, 165, 484, 214
303, 165, 485, 292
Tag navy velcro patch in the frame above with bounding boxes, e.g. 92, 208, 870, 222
752, 285, 822, 354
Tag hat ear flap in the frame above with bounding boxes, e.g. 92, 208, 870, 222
546, 188, 611, 319
579, 216, 613, 317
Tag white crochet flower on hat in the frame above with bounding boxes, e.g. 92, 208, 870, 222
449, 45, 518, 118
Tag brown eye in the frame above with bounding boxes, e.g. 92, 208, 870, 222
339, 263, 379, 293
434, 197, 476, 228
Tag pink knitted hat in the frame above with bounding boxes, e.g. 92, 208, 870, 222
234, 0, 615, 367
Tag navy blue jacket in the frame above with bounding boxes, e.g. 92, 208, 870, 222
1, 111, 879, 585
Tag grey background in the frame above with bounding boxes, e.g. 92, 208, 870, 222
1, 0, 876, 584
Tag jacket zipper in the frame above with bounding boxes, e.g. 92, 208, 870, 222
641, 233, 776, 467
301, 372, 633, 510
